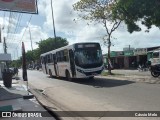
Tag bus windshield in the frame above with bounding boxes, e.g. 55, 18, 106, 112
152, 52, 159, 58
75, 48, 103, 68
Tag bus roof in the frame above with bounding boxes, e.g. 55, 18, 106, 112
148, 48, 160, 53
40, 42, 100, 57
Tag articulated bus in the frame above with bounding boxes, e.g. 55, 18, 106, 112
40, 42, 104, 80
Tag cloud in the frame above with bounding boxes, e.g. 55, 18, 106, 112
111, 24, 160, 51
6, 24, 48, 59
1, 0, 160, 60
38, 0, 160, 54
41, 0, 83, 33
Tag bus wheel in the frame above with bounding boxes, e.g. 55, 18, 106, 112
66, 71, 71, 81
151, 71, 159, 77
49, 70, 53, 78
88, 76, 94, 80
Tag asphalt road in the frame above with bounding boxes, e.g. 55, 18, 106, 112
22, 70, 160, 120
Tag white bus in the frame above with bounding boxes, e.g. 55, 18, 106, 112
150, 48, 160, 65
40, 42, 104, 80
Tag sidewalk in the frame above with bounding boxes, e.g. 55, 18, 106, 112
0, 76, 56, 120
100, 69, 160, 84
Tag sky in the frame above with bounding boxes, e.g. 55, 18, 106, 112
0, 0, 160, 60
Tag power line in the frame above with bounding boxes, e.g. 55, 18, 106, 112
8, 0, 40, 59
5, 12, 23, 58
3, 11, 6, 30
7, 13, 23, 43
6, 14, 32, 59
20, 15, 33, 42
6, 12, 12, 39
15, 14, 33, 50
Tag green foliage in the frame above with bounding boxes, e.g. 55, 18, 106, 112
113, 0, 160, 33
32, 48, 40, 60
73, 0, 121, 74
25, 48, 40, 62
10, 37, 68, 67
73, 0, 117, 22
10, 58, 22, 68
26, 50, 34, 62
37, 37, 68, 54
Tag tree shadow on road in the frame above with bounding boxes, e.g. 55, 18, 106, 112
73, 78, 135, 88
53, 77, 135, 88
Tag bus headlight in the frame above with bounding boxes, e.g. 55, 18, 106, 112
77, 68, 85, 74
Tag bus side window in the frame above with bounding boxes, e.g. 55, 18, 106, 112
52, 54, 57, 63
47, 55, 51, 63
42, 57, 44, 64
46, 55, 49, 63
56, 52, 60, 62
49, 54, 52, 63
64, 49, 69, 62
61, 51, 64, 62
59, 51, 62, 62
40, 57, 43, 64
57, 51, 64, 62
56, 50, 69, 62
50, 54, 53, 63
44, 56, 47, 63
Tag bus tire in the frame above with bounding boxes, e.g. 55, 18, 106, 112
88, 76, 94, 80
151, 71, 159, 77
66, 70, 71, 81
49, 69, 53, 78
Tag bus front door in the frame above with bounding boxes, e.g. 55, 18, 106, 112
69, 49, 76, 77
44, 56, 48, 74
53, 54, 58, 76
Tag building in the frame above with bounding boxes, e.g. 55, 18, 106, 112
103, 46, 160, 69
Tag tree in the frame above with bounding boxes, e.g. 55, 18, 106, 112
37, 37, 69, 54
73, 0, 122, 74
26, 50, 34, 62
10, 58, 22, 68
32, 48, 40, 60
10, 37, 68, 68
25, 37, 68, 66
113, 0, 160, 33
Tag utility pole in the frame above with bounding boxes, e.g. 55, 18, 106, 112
13, 51, 15, 60
28, 27, 34, 68
29, 27, 33, 51
0, 24, 1, 43
129, 45, 130, 51
3, 37, 8, 68
50, 0, 57, 39
16, 48, 18, 59
3, 37, 7, 54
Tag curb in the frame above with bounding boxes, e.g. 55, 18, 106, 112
28, 84, 86, 120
